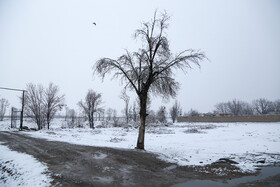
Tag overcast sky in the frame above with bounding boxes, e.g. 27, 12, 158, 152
1, 0, 280, 115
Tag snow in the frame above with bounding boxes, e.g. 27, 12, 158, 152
17, 121, 280, 172
1, 118, 280, 174
0, 142, 52, 187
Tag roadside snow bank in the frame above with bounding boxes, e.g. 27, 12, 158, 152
0, 142, 52, 187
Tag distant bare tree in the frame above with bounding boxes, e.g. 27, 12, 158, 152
99, 108, 105, 121
112, 109, 119, 127
120, 90, 130, 124
169, 100, 181, 123
106, 108, 114, 121
227, 99, 243, 116
146, 109, 157, 124
0, 98, 9, 121
214, 100, 253, 116
273, 99, 280, 114
94, 11, 206, 149
66, 108, 76, 122
188, 108, 200, 117
253, 98, 274, 115
240, 102, 254, 115
157, 106, 167, 123
24, 83, 46, 130
65, 108, 76, 128
44, 83, 65, 129
130, 101, 138, 122
214, 102, 228, 114
78, 90, 102, 128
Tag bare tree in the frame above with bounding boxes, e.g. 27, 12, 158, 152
227, 99, 243, 116
66, 108, 76, 122
120, 90, 130, 124
24, 83, 46, 130
0, 98, 9, 121
273, 99, 280, 114
94, 11, 206, 149
146, 109, 157, 124
157, 106, 167, 123
214, 102, 228, 114
188, 108, 200, 117
253, 98, 274, 115
214, 100, 253, 116
44, 83, 65, 129
106, 108, 114, 121
112, 109, 119, 127
169, 100, 181, 123
240, 102, 254, 115
78, 90, 102, 129
129, 101, 139, 123
65, 108, 76, 128
98, 108, 105, 121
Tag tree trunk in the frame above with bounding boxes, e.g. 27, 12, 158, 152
136, 94, 147, 149
136, 114, 146, 149
89, 113, 94, 129
47, 114, 50, 129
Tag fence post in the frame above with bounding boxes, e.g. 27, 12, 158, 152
20, 90, 25, 131
11, 108, 13, 128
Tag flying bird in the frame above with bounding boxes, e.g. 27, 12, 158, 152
93, 22, 96, 26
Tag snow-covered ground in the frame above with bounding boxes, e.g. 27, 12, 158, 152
1, 119, 280, 174
0, 142, 52, 186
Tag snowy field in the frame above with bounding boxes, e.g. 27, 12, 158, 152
1, 119, 279, 174
0, 142, 52, 186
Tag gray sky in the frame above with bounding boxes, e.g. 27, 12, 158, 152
1, 0, 280, 115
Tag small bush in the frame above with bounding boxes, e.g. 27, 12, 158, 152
184, 128, 205, 134
146, 127, 175, 134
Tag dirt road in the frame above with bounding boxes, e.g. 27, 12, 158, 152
0, 131, 279, 186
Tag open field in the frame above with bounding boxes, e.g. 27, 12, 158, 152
17, 121, 280, 171
1, 119, 280, 186
1, 119, 280, 171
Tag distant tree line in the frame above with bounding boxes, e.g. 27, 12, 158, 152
213, 98, 280, 116
179, 98, 280, 117
3, 82, 280, 130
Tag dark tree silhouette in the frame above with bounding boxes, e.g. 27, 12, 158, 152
214, 102, 228, 114
188, 108, 200, 117
44, 83, 65, 129
227, 99, 243, 116
24, 83, 64, 130
78, 90, 102, 129
24, 83, 45, 130
157, 106, 167, 123
170, 101, 181, 123
273, 99, 280, 114
253, 98, 274, 115
94, 11, 206, 149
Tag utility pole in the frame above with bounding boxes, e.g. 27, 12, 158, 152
20, 90, 25, 130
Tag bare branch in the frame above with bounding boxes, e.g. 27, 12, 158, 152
93, 10, 207, 149
94, 58, 140, 95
